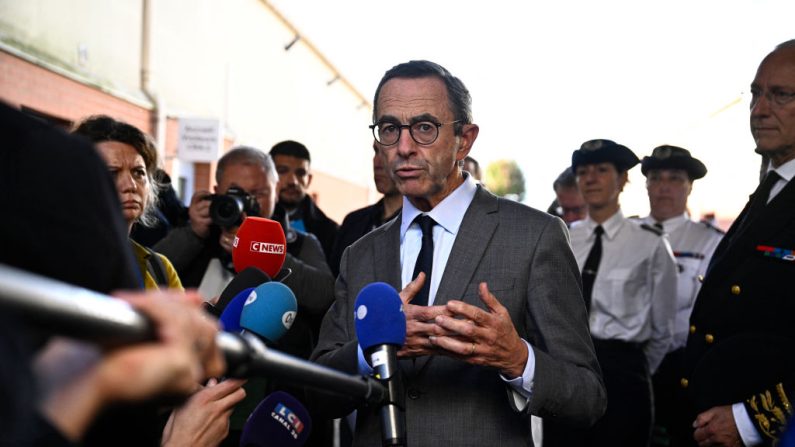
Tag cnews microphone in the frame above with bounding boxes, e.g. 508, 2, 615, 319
218, 287, 254, 333
211, 266, 272, 317
354, 282, 407, 447
240, 282, 297, 344
233, 217, 287, 278
240, 391, 312, 447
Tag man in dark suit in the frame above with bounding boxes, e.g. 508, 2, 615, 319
311, 60, 606, 446
329, 143, 402, 277
678, 39, 795, 447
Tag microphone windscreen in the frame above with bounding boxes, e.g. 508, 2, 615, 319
354, 282, 406, 351
240, 282, 297, 343
233, 217, 287, 277
218, 287, 254, 333
213, 266, 272, 317
240, 391, 311, 447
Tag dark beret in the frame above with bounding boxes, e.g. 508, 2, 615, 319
641, 145, 707, 180
571, 139, 639, 172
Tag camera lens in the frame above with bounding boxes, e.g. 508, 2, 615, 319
210, 195, 244, 228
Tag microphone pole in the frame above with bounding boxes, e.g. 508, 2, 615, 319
366, 344, 405, 446
0, 263, 386, 406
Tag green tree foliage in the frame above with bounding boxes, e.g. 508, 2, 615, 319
484, 159, 525, 201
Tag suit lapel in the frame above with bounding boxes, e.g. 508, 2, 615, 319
709, 179, 795, 279
435, 187, 499, 306
409, 187, 499, 379
372, 214, 402, 290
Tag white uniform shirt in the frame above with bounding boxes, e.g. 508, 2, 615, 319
570, 210, 678, 373
640, 214, 723, 350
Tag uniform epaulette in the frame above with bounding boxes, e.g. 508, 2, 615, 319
701, 220, 726, 235
640, 223, 663, 236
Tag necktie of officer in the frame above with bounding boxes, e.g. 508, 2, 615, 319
411, 215, 437, 306
581, 225, 604, 313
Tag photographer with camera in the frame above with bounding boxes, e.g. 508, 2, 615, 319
154, 147, 334, 319
154, 146, 335, 446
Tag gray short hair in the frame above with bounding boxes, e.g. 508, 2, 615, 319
216, 146, 277, 184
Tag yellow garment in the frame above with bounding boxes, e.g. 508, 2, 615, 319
130, 239, 184, 291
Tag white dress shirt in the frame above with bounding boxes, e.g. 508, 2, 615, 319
640, 214, 723, 350
569, 210, 678, 373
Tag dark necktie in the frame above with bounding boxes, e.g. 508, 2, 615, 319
735, 171, 781, 236
581, 225, 604, 312
411, 215, 437, 306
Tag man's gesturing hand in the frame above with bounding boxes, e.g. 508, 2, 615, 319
429, 282, 528, 378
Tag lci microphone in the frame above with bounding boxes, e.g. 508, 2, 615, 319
233, 217, 287, 278
239, 282, 297, 344
240, 391, 312, 447
354, 282, 407, 447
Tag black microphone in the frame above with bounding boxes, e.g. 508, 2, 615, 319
354, 282, 407, 447
210, 266, 272, 317
0, 263, 386, 405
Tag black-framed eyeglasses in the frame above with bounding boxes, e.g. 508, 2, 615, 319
369, 120, 460, 146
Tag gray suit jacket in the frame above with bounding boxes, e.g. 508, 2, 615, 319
311, 187, 605, 446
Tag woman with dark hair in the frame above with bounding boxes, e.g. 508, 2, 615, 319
72, 115, 182, 290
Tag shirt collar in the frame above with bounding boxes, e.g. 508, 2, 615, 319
584, 209, 624, 240
768, 157, 795, 183
643, 212, 688, 232
400, 172, 478, 238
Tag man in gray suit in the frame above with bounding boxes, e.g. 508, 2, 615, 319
311, 60, 606, 446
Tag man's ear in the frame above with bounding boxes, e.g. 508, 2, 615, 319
455, 123, 480, 162
306, 172, 313, 188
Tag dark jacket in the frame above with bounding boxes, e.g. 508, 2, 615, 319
272, 196, 339, 268
329, 198, 400, 277
681, 177, 795, 446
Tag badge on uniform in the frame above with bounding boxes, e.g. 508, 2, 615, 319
756, 245, 795, 262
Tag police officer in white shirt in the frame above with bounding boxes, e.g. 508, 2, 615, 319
545, 139, 678, 447
638, 145, 724, 446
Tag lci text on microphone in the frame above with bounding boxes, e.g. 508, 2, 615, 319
355, 282, 407, 447
240, 391, 312, 447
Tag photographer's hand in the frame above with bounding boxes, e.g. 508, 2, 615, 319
219, 226, 237, 254
188, 190, 212, 239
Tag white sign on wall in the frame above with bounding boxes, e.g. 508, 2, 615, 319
177, 117, 221, 162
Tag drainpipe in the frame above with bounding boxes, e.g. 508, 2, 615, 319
141, 0, 166, 163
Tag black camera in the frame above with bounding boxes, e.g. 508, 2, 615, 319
209, 187, 261, 228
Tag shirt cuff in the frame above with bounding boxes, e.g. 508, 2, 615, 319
357, 344, 373, 376
499, 339, 535, 411
733, 402, 762, 446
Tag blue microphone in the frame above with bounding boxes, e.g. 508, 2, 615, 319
219, 287, 254, 333
240, 282, 297, 344
240, 391, 312, 446
354, 282, 406, 446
